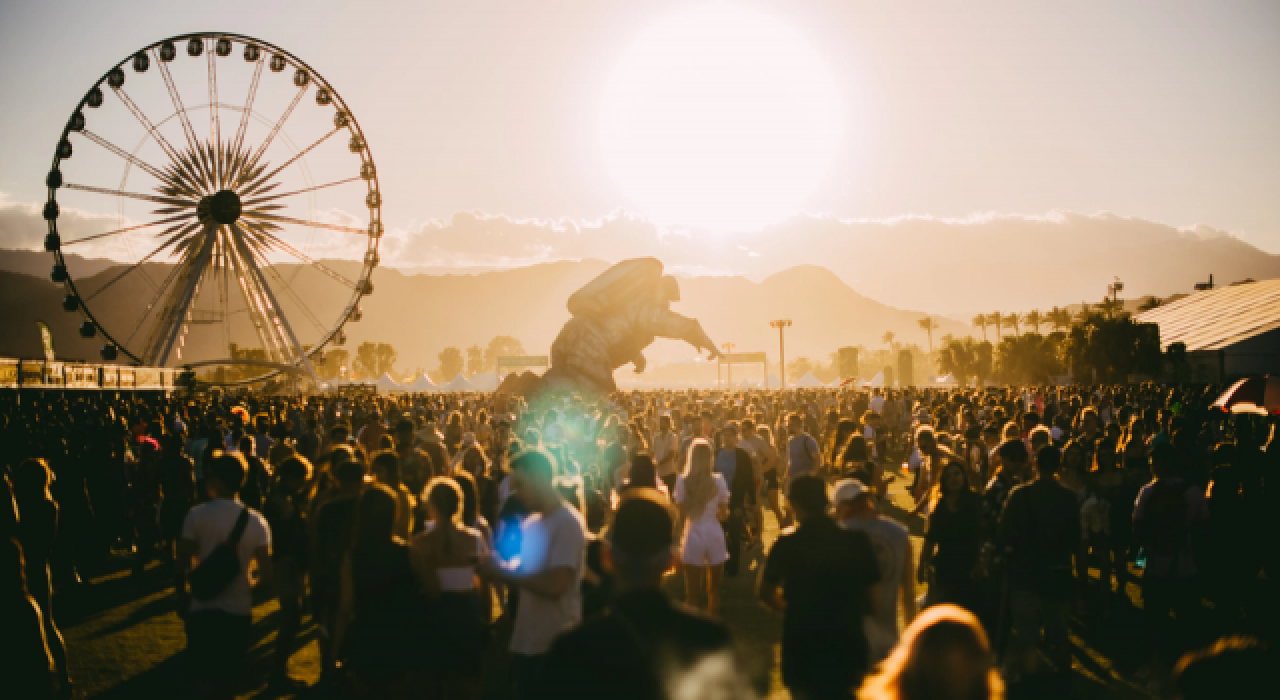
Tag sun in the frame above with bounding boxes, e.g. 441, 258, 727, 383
598, 3, 843, 233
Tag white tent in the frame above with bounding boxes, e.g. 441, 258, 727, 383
934, 374, 959, 388
866, 371, 885, 388
376, 372, 404, 392
793, 371, 825, 388
442, 374, 474, 391
471, 372, 500, 391
406, 373, 438, 392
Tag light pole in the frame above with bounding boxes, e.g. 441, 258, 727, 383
770, 319, 792, 389
721, 342, 736, 389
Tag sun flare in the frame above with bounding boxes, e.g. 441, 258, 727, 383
599, 3, 843, 233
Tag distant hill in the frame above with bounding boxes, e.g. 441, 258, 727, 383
0, 255, 969, 372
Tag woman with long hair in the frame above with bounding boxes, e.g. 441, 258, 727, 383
918, 460, 983, 610
755, 424, 789, 527
859, 604, 1003, 700
674, 439, 729, 615
12, 459, 70, 695
1, 535, 55, 699
334, 484, 420, 698
828, 418, 860, 477
410, 477, 488, 699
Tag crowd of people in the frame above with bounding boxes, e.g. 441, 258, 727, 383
0, 382, 1277, 699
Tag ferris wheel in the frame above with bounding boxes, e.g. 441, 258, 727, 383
43, 32, 382, 384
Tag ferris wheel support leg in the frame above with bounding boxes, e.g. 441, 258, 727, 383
226, 232, 292, 365
149, 229, 217, 366
237, 235, 320, 386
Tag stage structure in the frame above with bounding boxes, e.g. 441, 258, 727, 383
719, 351, 768, 388
43, 32, 381, 385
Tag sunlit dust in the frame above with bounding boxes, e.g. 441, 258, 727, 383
598, 2, 844, 233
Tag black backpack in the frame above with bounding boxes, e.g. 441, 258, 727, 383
189, 508, 251, 601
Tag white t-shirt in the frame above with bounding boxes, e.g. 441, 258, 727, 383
842, 515, 909, 659
509, 503, 586, 656
182, 498, 271, 616
869, 395, 885, 414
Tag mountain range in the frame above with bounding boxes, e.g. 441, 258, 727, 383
0, 252, 969, 372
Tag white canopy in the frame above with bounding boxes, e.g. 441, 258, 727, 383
406, 373, 438, 392
934, 373, 959, 387
470, 372, 500, 391
866, 371, 885, 388
376, 372, 404, 392
442, 374, 474, 391
793, 371, 825, 388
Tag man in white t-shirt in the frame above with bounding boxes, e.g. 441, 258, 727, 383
479, 448, 586, 700
177, 451, 272, 697
869, 390, 885, 415
835, 478, 915, 663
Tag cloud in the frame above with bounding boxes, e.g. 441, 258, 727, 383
0, 194, 121, 254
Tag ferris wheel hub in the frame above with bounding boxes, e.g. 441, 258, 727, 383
197, 189, 243, 226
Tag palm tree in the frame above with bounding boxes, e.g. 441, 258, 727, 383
987, 312, 1003, 341
1047, 306, 1072, 332
918, 317, 940, 352
972, 314, 988, 342
1002, 312, 1022, 337
1024, 309, 1043, 334
882, 331, 895, 347
1098, 296, 1123, 318
1075, 302, 1092, 325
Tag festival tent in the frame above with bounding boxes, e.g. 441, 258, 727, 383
376, 372, 404, 392
406, 373, 438, 392
470, 372, 500, 391
934, 374, 959, 388
793, 371, 825, 388
442, 374, 474, 391
866, 371, 885, 388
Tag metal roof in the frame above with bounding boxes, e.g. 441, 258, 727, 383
1136, 279, 1280, 351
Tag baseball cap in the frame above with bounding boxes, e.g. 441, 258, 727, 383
833, 478, 869, 504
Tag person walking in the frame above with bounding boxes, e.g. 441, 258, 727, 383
858, 604, 1004, 700
760, 475, 881, 699
998, 446, 1081, 679
13, 459, 72, 698
835, 478, 916, 663
176, 452, 272, 700
477, 449, 586, 700
674, 440, 729, 615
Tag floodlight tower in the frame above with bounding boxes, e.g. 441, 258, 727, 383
770, 319, 792, 389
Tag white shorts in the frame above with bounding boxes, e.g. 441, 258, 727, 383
680, 521, 729, 566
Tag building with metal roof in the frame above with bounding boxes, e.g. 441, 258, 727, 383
1136, 278, 1280, 381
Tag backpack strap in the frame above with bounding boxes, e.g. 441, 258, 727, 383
228, 507, 251, 546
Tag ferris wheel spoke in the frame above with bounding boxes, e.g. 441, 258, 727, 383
246, 84, 309, 173
264, 262, 329, 334
79, 130, 174, 186
233, 226, 318, 377
243, 211, 369, 236
111, 86, 184, 167
61, 211, 195, 246
120, 252, 189, 349
242, 221, 359, 289
155, 54, 214, 184
84, 222, 196, 303
243, 177, 362, 206
63, 182, 192, 207
231, 54, 265, 159
207, 46, 222, 187
242, 127, 341, 192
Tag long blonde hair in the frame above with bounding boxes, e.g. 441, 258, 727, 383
859, 604, 1003, 700
680, 439, 716, 517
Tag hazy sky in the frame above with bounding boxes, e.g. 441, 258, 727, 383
1, 0, 1278, 249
